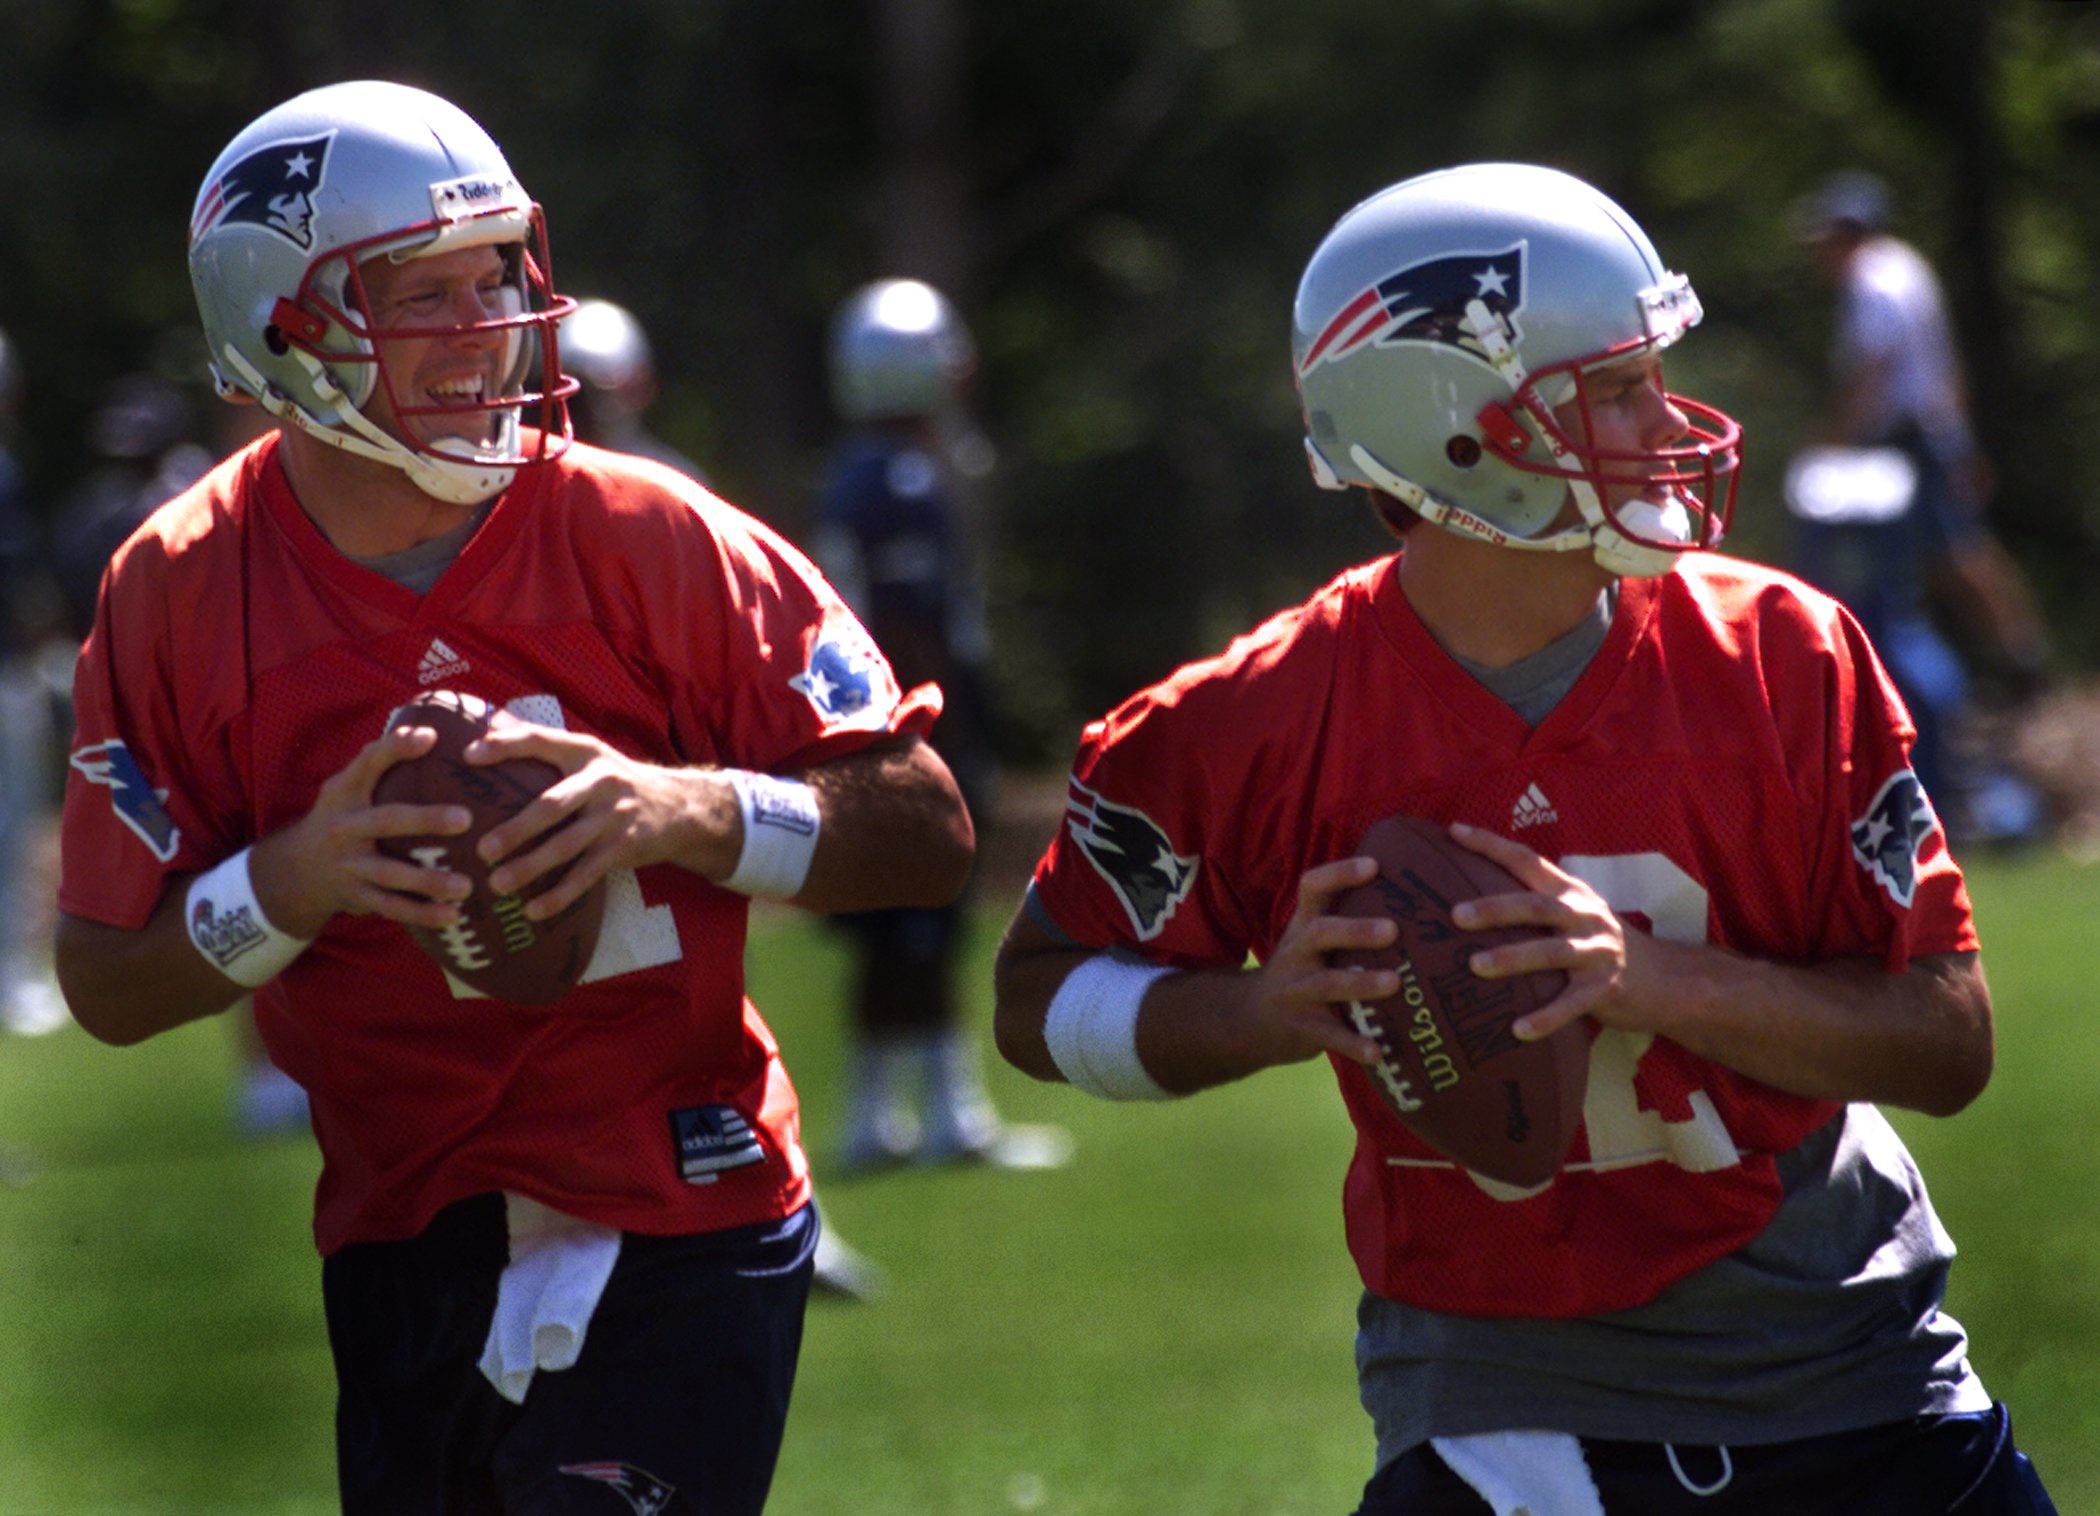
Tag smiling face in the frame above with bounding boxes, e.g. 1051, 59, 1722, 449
354, 242, 521, 454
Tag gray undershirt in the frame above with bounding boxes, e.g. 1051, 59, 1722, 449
1446, 584, 1614, 727
346, 503, 491, 594
1357, 1106, 1984, 1461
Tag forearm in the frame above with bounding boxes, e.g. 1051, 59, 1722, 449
1637, 944, 1992, 1116
992, 905, 1368, 1097
56, 888, 256, 1046
791, 737, 975, 912
655, 737, 974, 913
993, 937, 1260, 1096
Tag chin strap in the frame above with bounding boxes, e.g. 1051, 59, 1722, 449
1350, 434, 1685, 579
1346, 443, 1594, 557
215, 343, 518, 506
1588, 498, 1693, 578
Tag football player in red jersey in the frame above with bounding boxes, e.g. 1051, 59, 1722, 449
993, 163, 2056, 1514
54, 81, 972, 1515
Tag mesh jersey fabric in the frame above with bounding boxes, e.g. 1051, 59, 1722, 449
62, 435, 939, 1254
1029, 551, 1974, 1319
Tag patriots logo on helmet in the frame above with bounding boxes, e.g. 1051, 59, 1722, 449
189, 131, 335, 251
558, 1461, 676, 1516
1298, 243, 1525, 377
69, 740, 181, 862
1850, 769, 1936, 908
1066, 778, 1198, 941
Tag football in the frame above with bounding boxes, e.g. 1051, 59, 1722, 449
371, 690, 605, 1006
1328, 813, 1588, 1188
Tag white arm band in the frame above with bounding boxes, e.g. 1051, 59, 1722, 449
721, 770, 821, 899
185, 847, 312, 989
1042, 954, 1178, 1101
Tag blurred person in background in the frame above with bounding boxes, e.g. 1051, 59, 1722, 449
561, 291, 888, 1302
50, 371, 216, 641
812, 278, 1068, 1174
559, 296, 708, 480
0, 325, 67, 1036
1789, 169, 2049, 845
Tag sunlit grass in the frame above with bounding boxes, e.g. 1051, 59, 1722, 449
0, 848, 2091, 1513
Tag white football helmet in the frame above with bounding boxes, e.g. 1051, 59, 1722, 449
188, 80, 577, 504
829, 279, 975, 422
1292, 163, 1741, 577
561, 299, 655, 394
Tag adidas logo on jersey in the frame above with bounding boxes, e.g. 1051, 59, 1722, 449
1510, 782, 1558, 830
417, 637, 471, 685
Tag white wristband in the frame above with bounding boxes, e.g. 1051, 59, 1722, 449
1042, 954, 1177, 1101
721, 770, 821, 899
185, 847, 312, 988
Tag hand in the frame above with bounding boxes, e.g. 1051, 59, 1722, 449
1444, 821, 1661, 1043
1228, 855, 1396, 1071
251, 724, 475, 938
465, 719, 735, 920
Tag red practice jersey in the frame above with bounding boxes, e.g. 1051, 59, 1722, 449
62, 437, 938, 1254
1031, 552, 1974, 1319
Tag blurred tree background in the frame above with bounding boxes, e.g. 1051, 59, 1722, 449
2, 0, 2097, 760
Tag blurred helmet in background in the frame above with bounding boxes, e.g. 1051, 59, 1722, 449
561, 298, 655, 394
828, 279, 975, 423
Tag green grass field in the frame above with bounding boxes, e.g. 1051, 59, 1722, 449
0, 848, 2094, 1515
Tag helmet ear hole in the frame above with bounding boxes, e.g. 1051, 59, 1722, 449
1445, 435, 1482, 469
263, 324, 291, 357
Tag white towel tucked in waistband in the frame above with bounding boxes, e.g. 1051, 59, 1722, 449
1431, 1430, 1607, 1516
476, 1192, 623, 1405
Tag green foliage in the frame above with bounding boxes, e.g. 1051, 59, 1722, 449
3, 1, 2099, 735
1, 852, 2097, 1512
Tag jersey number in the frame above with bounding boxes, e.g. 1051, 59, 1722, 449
1468, 852, 1740, 1199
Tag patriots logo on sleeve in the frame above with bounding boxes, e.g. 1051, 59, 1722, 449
557, 1462, 675, 1516
189, 131, 335, 251
1065, 777, 1198, 941
789, 627, 899, 733
69, 740, 181, 862
1850, 769, 1936, 907
1298, 243, 1525, 377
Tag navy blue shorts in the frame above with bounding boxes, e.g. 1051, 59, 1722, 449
322, 1193, 816, 1515
1354, 1404, 2057, 1515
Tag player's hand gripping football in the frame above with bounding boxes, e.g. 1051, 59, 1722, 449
1443, 821, 1667, 1043
462, 718, 723, 920
1233, 856, 1393, 1071
251, 724, 475, 939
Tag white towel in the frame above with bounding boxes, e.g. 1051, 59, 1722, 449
476, 1193, 623, 1405
1431, 1431, 1607, 1516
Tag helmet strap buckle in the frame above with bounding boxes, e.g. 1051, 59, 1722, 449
269, 298, 329, 349
1473, 402, 1531, 459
